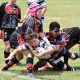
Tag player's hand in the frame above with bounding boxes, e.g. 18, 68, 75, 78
55, 45, 64, 52
5, 57, 11, 60
61, 39, 69, 45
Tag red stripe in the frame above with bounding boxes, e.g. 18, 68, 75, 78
48, 33, 55, 40
8, 61, 14, 65
5, 4, 20, 14
18, 34, 25, 45
26, 63, 33, 68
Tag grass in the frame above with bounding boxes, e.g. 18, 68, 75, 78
0, 0, 80, 80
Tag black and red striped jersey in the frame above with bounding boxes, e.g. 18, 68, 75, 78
0, 2, 21, 29
45, 32, 62, 45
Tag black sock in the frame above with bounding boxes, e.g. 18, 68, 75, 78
4, 51, 10, 58
66, 65, 72, 71
66, 65, 76, 71
26, 57, 33, 74
11, 56, 19, 64
73, 53, 79, 59
64, 57, 69, 65
3, 56, 19, 70
35, 60, 47, 68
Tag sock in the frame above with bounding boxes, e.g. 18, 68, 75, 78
26, 57, 33, 74
64, 57, 69, 65
35, 60, 47, 68
3, 56, 19, 70
66, 65, 76, 71
4, 51, 10, 58
73, 53, 79, 59
33, 60, 47, 71
11, 56, 19, 64
5, 60, 9, 64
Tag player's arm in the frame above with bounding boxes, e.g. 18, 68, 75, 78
32, 46, 54, 58
20, 7, 29, 23
5, 43, 28, 60
40, 0, 47, 16
41, 6, 47, 16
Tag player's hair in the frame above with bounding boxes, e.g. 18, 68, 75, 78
26, 32, 38, 40
49, 21, 60, 31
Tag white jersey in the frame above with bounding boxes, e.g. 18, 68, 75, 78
33, 38, 52, 59
27, 0, 46, 7
19, 38, 49, 51
20, 38, 56, 59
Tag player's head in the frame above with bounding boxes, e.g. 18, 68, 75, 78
26, 32, 39, 47
29, 2, 42, 19
49, 21, 60, 31
9, 0, 17, 4
49, 21, 60, 37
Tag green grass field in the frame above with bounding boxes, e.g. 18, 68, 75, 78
0, 0, 80, 80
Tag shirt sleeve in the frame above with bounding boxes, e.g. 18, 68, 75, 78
17, 34, 25, 45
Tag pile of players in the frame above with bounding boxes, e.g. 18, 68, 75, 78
0, 0, 80, 77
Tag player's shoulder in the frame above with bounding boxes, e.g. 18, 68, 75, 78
0, 2, 7, 8
14, 4, 21, 10
38, 37, 48, 45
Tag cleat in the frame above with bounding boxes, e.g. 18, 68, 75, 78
70, 67, 76, 71
1, 67, 8, 71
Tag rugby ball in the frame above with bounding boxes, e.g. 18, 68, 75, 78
36, 47, 45, 53
35, 47, 50, 59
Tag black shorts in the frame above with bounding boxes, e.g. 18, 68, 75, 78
47, 57, 64, 70
10, 31, 19, 49
50, 48, 71, 65
4, 28, 15, 41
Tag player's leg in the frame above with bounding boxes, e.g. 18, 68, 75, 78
3, 29, 11, 61
2, 51, 23, 71
61, 48, 80, 65
47, 57, 76, 71
33, 59, 47, 71
26, 52, 34, 74
3, 29, 15, 63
